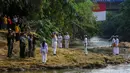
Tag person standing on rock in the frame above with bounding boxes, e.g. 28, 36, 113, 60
7, 28, 14, 58
57, 33, 63, 48
115, 35, 120, 55
52, 32, 58, 55
64, 32, 70, 48
20, 32, 26, 58
40, 39, 48, 63
84, 35, 88, 55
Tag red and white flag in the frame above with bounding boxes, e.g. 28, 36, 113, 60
92, 3, 106, 21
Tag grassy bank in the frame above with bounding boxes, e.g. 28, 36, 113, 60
0, 46, 127, 72
0, 31, 128, 72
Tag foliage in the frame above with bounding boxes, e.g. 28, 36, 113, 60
25, 0, 99, 42
100, 0, 130, 41
0, 0, 99, 42
71, 0, 98, 38
26, 20, 58, 44
0, 0, 43, 19
100, 12, 123, 37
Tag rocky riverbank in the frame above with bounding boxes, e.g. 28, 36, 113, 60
119, 42, 130, 48
0, 31, 129, 72
0, 47, 128, 72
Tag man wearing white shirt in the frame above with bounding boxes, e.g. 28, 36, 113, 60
112, 35, 116, 55
64, 32, 70, 48
115, 35, 119, 55
57, 33, 63, 48
52, 32, 58, 55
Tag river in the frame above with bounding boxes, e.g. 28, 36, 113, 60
88, 36, 111, 48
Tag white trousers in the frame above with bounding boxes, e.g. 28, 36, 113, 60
113, 47, 119, 55
52, 42, 57, 54
42, 52, 47, 63
85, 45, 88, 54
65, 40, 69, 48
58, 41, 62, 48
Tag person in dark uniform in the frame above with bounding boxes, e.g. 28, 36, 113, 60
7, 29, 14, 58
19, 32, 26, 58
32, 34, 38, 57
28, 34, 33, 57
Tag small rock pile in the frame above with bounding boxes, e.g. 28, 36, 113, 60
119, 42, 130, 48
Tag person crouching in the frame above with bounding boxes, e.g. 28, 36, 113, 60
40, 39, 48, 63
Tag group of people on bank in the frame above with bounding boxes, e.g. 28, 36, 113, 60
7, 27, 120, 63
7, 29, 89, 64
52, 32, 70, 55
83, 35, 120, 56
0, 14, 25, 31
7, 29, 71, 63
7, 28, 37, 58
40, 32, 70, 63
40, 32, 89, 63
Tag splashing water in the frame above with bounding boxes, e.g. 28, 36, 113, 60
89, 36, 111, 48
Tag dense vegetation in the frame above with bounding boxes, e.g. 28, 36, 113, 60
100, 0, 130, 41
0, 0, 99, 42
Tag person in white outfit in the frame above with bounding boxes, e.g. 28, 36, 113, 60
84, 35, 88, 55
112, 35, 116, 55
40, 39, 48, 63
112, 35, 119, 55
52, 32, 58, 55
115, 35, 119, 55
64, 32, 70, 48
57, 33, 63, 48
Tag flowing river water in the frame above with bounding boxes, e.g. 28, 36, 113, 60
3, 36, 130, 73
88, 36, 111, 48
